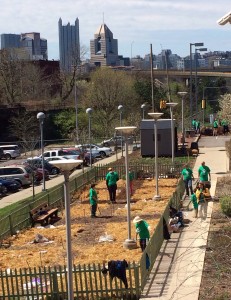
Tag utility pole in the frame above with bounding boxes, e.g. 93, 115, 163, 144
150, 44, 155, 112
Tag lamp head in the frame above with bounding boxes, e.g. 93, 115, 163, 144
196, 48, 207, 52
194, 42, 204, 47
166, 102, 178, 108
86, 108, 93, 114
37, 112, 45, 121
118, 105, 123, 111
141, 103, 146, 109
148, 112, 163, 120
217, 11, 231, 25
177, 92, 188, 97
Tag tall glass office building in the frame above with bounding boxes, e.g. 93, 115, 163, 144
58, 18, 80, 72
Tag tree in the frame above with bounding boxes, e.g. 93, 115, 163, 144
8, 110, 40, 153
217, 93, 231, 124
83, 68, 138, 137
0, 49, 22, 104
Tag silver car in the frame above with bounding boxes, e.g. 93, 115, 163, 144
0, 165, 32, 187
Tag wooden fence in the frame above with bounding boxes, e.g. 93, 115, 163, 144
0, 263, 140, 299
0, 163, 184, 299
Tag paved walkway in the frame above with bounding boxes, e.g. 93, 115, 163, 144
141, 141, 229, 299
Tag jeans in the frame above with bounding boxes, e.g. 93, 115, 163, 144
108, 184, 117, 202
184, 179, 193, 196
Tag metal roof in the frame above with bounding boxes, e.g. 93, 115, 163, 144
140, 119, 175, 130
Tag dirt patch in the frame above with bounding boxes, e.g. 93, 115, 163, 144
0, 177, 179, 270
199, 177, 231, 300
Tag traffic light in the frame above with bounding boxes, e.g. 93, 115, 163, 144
201, 99, 206, 109
160, 100, 167, 109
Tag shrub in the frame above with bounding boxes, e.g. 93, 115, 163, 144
220, 196, 231, 217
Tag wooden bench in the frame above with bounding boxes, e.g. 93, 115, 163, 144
30, 203, 59, 227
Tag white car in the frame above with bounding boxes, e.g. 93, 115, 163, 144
45, 156, 71, 162
75, 144, 112, 158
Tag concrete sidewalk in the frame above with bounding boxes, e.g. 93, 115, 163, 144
141, 144, 228, 300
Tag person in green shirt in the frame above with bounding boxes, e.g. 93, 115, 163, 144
213, 119, 219, 136
181, 165, 194, 196
89, 183, 98, 218
192, 118, 197, 132
188, 188, 198, 218
195, 120, 200, 134
133, 216, 150, 252
198, 161, 211, 186
106, 167, 119, 203
221, 119, 229, 135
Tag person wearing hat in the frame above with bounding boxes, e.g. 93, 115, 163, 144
106, 167, 119, 203
133, 216, 150, 251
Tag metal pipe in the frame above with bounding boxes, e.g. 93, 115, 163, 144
63, 171, 74, 300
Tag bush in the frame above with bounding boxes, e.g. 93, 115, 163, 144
220, 196, 231, 216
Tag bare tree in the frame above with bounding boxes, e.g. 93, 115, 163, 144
8, 111, 40, 154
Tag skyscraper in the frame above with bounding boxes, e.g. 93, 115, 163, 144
90, 23, 119, 67
1, 32, 47, 60
21, 32, 47, 60
58, 18, 80, 72
1, 34, 21, 49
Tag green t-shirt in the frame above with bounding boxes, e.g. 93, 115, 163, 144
213, 120, 218, 128
129, 171, 134, 181
135, 220, 150, 239
181, 168, 193, 180
190, 193, 198, 209
89, 188, 97, 205
106, 171, 119, 186
198, 165, 210, 181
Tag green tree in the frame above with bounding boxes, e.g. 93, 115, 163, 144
83, 68, 138, 137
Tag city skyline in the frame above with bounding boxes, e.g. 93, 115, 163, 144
0, 0, 230, 61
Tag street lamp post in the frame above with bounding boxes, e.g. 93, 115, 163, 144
115, 126, 137, 250
147, 112, 163, 199
141, 103, 146, 119
177, 92, 188, 150
195, 47, 207, 113
166, 103, 178, 164
86, 108, 93, 167
74, 79, 79, 143
118, 105, 124, 157
50, 159, 83, 300
189, 42, 204, 124
130, 41, 134, 67
37, 112, 46, 191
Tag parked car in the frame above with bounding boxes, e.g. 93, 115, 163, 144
0, 144, 21, 160
23, 158, 60, 176
0, 147, 4, 160
0, 165, 32, 187
75, 144, 112, 158
101, 136, 133, 148
0, 182, 7, 196
0, 178, 21, 193
63, 148, 94, 166
42, 149, 82, 160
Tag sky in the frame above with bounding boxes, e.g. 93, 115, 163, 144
0, 0, 231, 60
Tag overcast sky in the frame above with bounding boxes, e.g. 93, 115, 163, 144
0, 0, 230, 60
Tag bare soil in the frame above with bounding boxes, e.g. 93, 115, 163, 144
199, 177, 231, 300
0, 177, 178, 270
